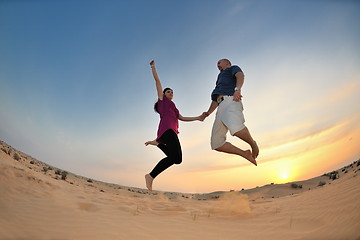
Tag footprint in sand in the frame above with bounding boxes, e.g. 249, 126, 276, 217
78, 202, 100, 212
288, 217, 325, 231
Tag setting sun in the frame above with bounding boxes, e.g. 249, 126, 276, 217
280, 171, 289, 180
275, 165, 294, 183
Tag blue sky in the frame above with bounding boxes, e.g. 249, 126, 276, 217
1, 0, 359, 192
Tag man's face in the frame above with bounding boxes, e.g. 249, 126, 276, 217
217, 60, 228, 71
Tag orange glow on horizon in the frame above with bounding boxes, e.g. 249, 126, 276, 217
172, 117, 360, 192
98, 116, 359, 193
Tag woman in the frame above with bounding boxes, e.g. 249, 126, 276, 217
145, 60, 204, 191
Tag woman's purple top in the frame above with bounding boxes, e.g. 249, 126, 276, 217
156, 95, 179, 141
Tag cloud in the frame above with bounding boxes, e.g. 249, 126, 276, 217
180, 116, 360, 175
299, 76, 360, 114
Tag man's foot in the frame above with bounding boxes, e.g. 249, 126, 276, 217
215, 142, 257, 166
145, 174, 153, 191
145, 140, 159, 146
243, 150, 257, 166
251, 141, 259, 159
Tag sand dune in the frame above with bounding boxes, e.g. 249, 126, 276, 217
0, 140, 359, 240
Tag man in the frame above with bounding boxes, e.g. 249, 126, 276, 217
203, 59, 259, 165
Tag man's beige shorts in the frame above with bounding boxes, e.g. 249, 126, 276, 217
211, 96, 246, 150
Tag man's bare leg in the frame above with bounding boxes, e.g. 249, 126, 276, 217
145, 174, 153, 191
233, 127, 259, 159
215, 142, 257, 166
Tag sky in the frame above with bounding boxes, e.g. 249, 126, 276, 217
1, 0, 359, 193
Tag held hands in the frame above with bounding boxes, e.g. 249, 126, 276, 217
193, 112, 208, 122
150, 60, 155, 68
199, 112, 209, 121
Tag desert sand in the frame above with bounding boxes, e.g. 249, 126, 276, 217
0, 140, 359, 240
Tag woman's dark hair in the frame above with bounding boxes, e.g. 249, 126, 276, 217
154, 88, 172, 113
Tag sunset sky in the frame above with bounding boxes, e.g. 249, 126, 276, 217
1, 0, 359, 193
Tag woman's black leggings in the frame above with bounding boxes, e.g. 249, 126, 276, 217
149, 129, 182, 178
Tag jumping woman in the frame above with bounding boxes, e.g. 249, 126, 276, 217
145, 60, 204, 191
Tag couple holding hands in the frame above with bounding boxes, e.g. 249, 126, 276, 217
145, 59, 259, 191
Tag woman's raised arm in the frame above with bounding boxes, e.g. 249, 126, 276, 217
150, 60, 163, 100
